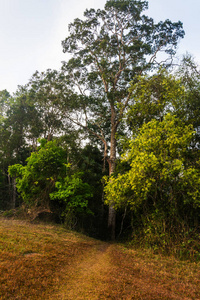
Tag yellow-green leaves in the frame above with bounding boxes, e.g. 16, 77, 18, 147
104, 114, 200, 210
127, 69, 186, 131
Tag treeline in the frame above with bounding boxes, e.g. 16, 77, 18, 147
1, 0, 200, 258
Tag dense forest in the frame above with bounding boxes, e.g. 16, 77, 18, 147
1, 0, 200, 259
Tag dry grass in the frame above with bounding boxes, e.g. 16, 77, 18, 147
0, 218, 199, 299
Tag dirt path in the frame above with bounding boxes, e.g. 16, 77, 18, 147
53, 242, 200, 300
56, 243, 113, 299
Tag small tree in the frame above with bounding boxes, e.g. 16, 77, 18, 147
8, 140, 67, 208
8, 140, 93, 225
105, 114, 200, 234
50, 172, 93, 227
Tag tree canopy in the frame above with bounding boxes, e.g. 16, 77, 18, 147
61, 0, 184, 239
1, 1, 200, 254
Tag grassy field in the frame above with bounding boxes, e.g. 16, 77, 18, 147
0, 218, 199, 299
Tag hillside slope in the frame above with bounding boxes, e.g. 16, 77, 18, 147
0, 218, 199, 299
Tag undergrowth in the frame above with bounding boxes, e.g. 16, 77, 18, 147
129, 223, 200, 261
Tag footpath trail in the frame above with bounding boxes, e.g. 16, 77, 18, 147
0, 219, 199, 300
53, 241, 200, 300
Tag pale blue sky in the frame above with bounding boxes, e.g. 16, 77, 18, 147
0, 0, 199, 93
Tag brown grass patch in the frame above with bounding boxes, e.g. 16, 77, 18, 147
0, 218, 199, 299
0, 218, 95, 299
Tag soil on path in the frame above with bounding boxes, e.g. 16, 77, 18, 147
54, 242, 200, 300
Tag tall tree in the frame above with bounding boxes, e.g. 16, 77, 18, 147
0, 87, 42, 209
0, 90, 11, 118
126, 68, 186, 132
61, 0, 184, 239
27, 69, 74, 141
177, 55, 200, 145
0, 90, 13, 209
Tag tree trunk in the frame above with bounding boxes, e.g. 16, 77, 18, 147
8, 175, 16, 209
12, 178, 16, 209
107, 105, 117, 240
108, 204, 116, 240
8, 174, 12, 208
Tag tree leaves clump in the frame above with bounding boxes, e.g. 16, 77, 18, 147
105, 114, 200, 214
8, 141, 93, 224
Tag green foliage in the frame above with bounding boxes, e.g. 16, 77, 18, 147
8, 140, 93, 228
2, 0, 200, 246
77, 145, 104, 193
8, 141, 68, 207
127, 69, 186, 131
105, 114, 199, 210
130, 212, 200, 260
61, 0, 184, 238
8, 164, 24, 178
50, 173, 93, 221
75, 145, 107, 237
27, 69, 76, 141
61, 0, 184, 169
105, 114, 200, 255
0, 89, 11, 118
176, 55, 200, 145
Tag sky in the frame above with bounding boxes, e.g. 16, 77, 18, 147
0, 0, 200, 94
